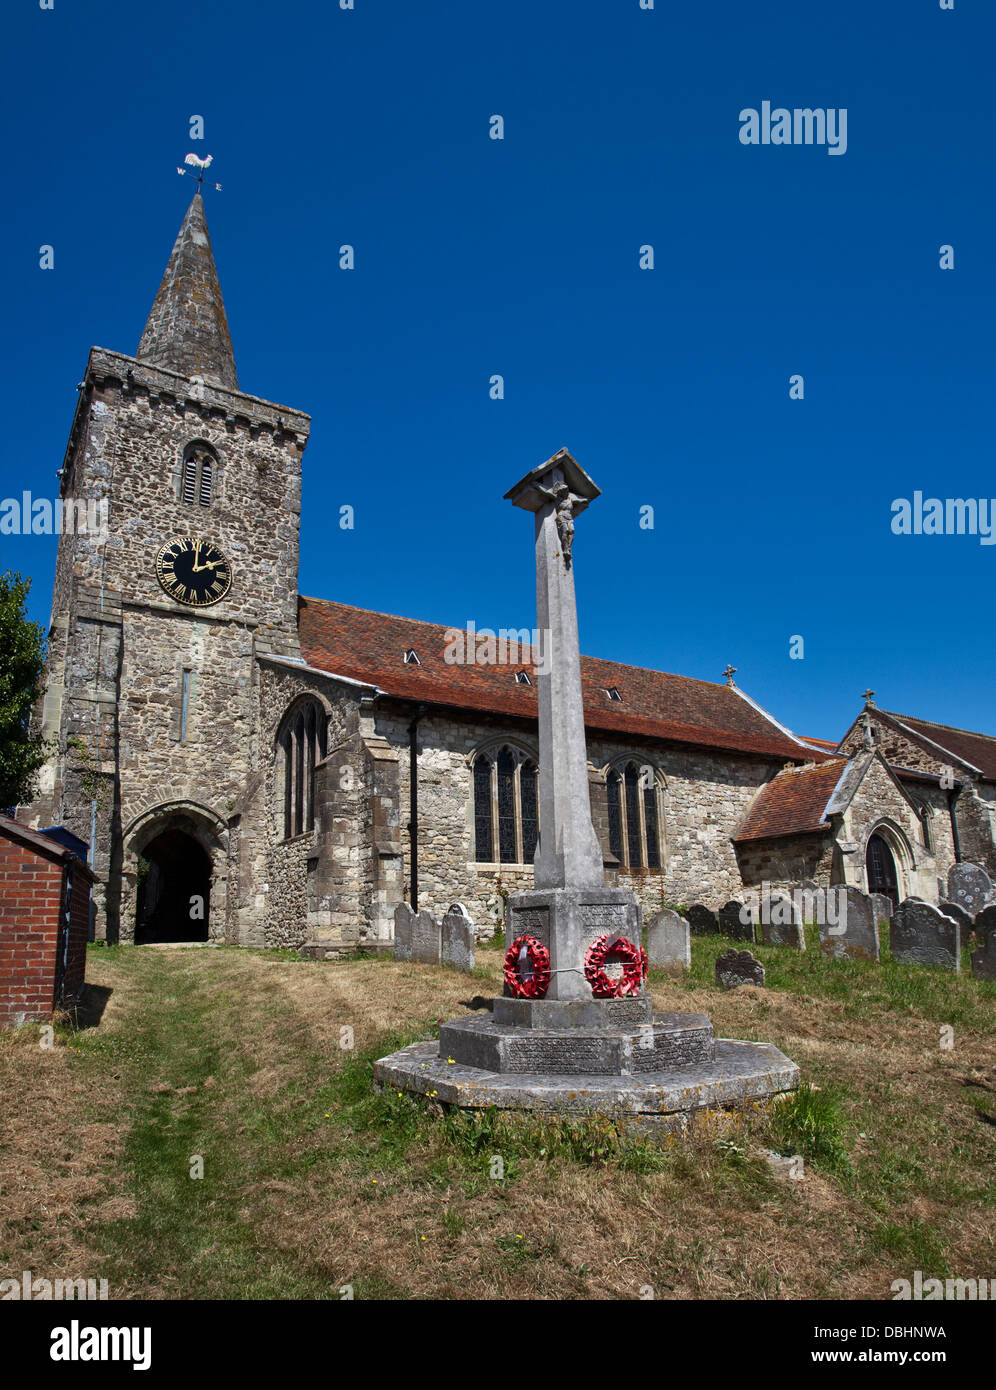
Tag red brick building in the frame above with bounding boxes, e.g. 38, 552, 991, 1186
0, 815, 92, 1028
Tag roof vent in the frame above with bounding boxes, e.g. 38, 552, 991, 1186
403, 649, 420, 666
515, 670, 531, 686
605, 686, 622, 702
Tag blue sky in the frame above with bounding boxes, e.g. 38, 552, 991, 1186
2, 0, 993, 742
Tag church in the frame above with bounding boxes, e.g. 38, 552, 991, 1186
19, 195, 996, 951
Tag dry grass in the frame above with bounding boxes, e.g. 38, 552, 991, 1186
0, 938, 993, 1300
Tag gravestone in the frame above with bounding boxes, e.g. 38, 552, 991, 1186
412, 909, 442, 965
646, 909, 690, 970
970, 914, 996, 980
441, 906, 475, 972
947, 863, 995, 917
686, 903, 719, 936
974, 903, 996, 940
818, 886, 880, 961
719, 900, 752, 941
869, 893, 894, 924
939, 899, 974, 942
716, 949, 765, 990
393, 902, 415, 962
759, 893, 806, 950
890, 900, 960, 971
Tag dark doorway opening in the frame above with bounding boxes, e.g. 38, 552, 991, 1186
866, 832, 899, 907
135, 830, 210, 944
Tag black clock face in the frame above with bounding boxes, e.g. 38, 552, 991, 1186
155, 537, 232, 607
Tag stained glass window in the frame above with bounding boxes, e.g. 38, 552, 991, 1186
474, 756, 493, 861
497, 748, 517, 862
520, 761, 539, 863
607, 771, 624, 863
644, 779, 660, 868
472, 746, 540, 864
624, 764, 642, 868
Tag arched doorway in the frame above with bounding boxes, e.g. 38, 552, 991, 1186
135, 829, 211, 944
866, 832, 899, 906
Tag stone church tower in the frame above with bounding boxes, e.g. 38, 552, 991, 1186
22, 193, 311, 942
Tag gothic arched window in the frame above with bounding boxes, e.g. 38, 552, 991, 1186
181, 443, 218, 508
278, 699, 328, 839
472, 744, 539, 863
606, 760, 663, 869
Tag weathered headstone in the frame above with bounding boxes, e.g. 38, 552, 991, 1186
441, 906, 475, 972
970, 915, 996, 980
759, 892, 806, 950
719, 900, 752, 941
818, 886, 880, 961
890, 900, 960, 971
646, 909, 690, 969
715, 949, 765, 990
393, 901, 415, 962
947, 863, 995, 917
939, 899, 974, 942
974, 903, 996, 940
412, 908, 442, 965
869, 892, 894, 924
686, 903, 719, 936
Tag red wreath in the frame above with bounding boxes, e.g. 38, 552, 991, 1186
584, 934, 648, 998
504, 934, 551, 999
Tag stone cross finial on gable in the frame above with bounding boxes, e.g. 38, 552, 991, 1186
862, 688, 876, 706
723, 664, 737, 687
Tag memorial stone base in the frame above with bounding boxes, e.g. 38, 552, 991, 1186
374, 885, 799, 1136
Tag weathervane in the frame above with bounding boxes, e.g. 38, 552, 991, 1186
176, 152, 222, 194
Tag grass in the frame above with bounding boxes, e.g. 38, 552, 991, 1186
0, 931, 994, 1299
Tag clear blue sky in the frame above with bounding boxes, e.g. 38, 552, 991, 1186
3, 0, 993, 743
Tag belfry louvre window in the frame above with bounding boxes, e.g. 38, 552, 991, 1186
182, 444, 217, 507
473, 745, 539, 864
279, 700, 328, 839
607, 761, 662, 869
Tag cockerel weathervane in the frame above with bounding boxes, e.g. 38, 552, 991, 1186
176, 152, 222, 194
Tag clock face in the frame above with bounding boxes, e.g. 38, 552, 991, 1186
155, 537, 232, 607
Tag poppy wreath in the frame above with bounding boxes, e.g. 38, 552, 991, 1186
584, 934, 648, 998
503, 934, 551, 999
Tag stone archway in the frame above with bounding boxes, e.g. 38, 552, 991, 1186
135, 828, 211, 944
864, 820, 914, 905
866, 832, 899, 907
121, 801, 229, 943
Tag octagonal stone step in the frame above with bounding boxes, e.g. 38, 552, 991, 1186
438, 1010, 714, 1077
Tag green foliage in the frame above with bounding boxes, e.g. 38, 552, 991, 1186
871, 1219, 949, 1277
0, 568, 50, 809
770, 1082, 852, 1176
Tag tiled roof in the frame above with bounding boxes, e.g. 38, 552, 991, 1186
879, 710, 996, 782
297, 597, 823, 762
800, 735, 839, 752
735, 758, 847, 842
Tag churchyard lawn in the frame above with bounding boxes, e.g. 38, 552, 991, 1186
1, 930, 993, 1300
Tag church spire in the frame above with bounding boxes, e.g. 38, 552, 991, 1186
137, 192, 238, 390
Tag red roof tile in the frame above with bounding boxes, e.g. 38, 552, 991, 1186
297, 597, 824, 762
880, 711, 996, 782
735, 759, 846, 842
